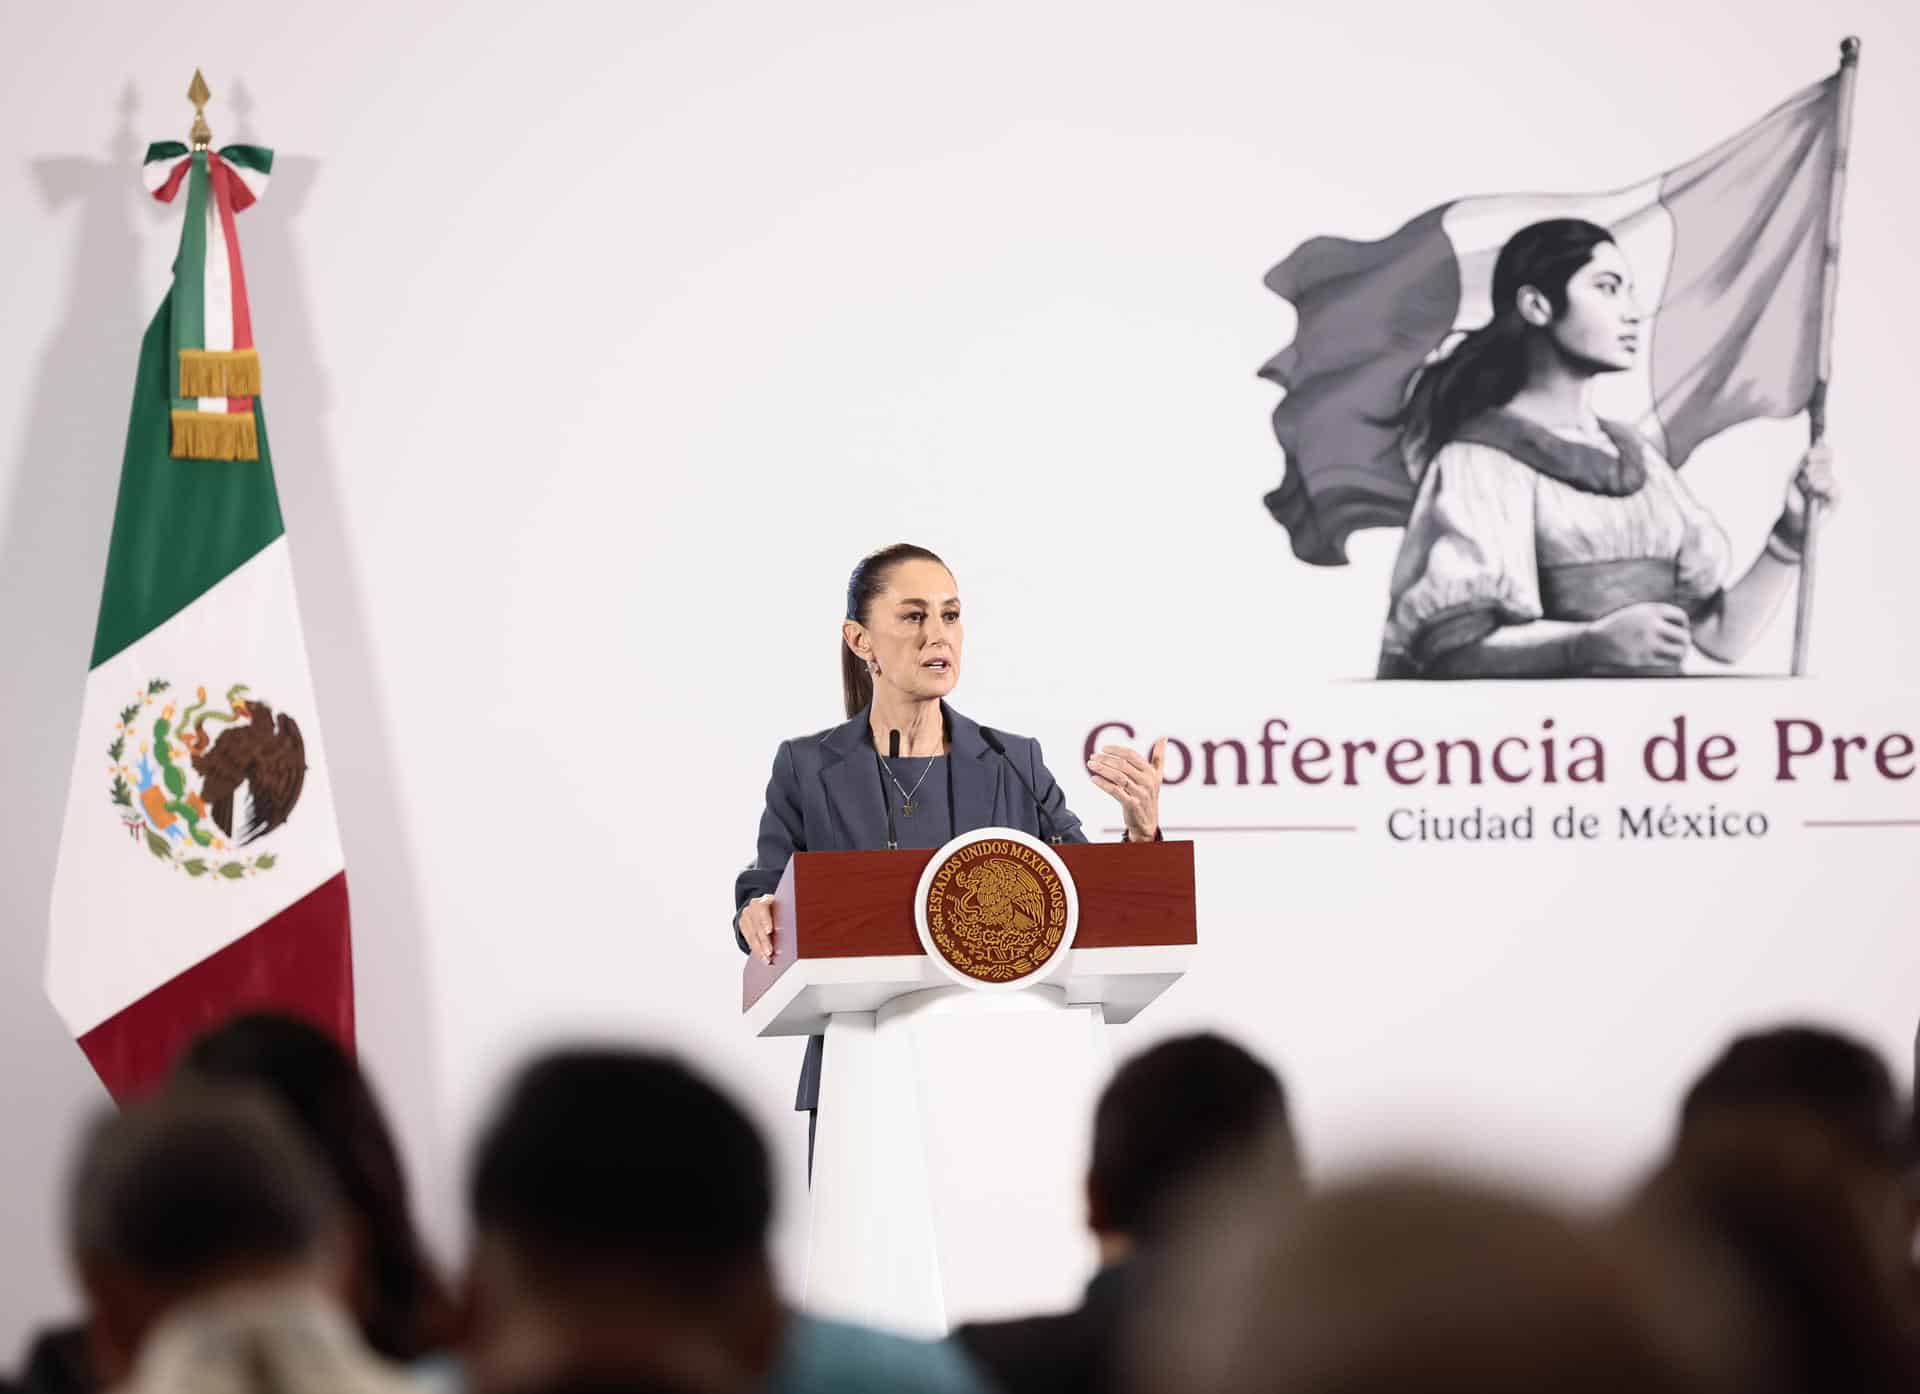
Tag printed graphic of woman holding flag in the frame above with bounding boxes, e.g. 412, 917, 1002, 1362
1377, 218, 1837, 679
1260, 39, 1861, 678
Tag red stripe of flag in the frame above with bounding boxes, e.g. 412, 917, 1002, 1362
77, 872, 355, 1101
209, 156, 257, 415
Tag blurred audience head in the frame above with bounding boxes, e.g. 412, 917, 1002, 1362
66, 1085, 348, 1385
1677, 1022, 1920, 1358
176, 1010, 453, 1360
463, 1047, 781, 1394
1127, 1169, 1750, 1394
1089, 1033, 1296, 1257
1635, 1111, 1920, 1394
1912, 1017, 1920, 1256
1680, 1025, 1908, 1173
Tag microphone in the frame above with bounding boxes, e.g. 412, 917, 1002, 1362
881, 729, 901, 850
980, 728, 1061, 844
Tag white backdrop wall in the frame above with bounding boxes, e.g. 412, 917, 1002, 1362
3, 0, 1917, 1352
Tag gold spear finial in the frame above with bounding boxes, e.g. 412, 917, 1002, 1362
187, 69, 212, 149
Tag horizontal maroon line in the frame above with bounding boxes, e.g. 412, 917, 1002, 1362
1803, 819, 1920, 829
1103, 824, 1359, 834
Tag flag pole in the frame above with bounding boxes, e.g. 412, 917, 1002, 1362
1791, 35, 1862, 676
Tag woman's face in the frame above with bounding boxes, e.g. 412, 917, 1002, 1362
1535, 240, 1645, 373
848, 559, 963, 704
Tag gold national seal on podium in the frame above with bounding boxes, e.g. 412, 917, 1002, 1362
914, 828, 1079, 991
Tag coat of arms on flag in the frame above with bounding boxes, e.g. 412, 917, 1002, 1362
45, 74, 351, 1100
107, 680, 306, 874
1259, 40, 1859, 679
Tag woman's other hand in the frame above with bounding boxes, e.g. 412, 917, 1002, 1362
740, 895, 775, 964
1089, 738, 1167, 842
1580, 603, 1692, 671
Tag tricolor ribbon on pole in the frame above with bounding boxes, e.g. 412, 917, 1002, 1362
141, 140, 274, 461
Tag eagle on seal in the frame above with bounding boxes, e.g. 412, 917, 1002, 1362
190, 699, 307, 845
953, 857, 1048, 962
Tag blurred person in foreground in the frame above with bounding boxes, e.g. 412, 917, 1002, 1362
1623, 1023, 1920, 1393
1913, 1017, 1920, 1272
955, 1033, 1298, 1394
12, 1011, 453, 1394
1125, 1169, 1752, 1394
66, 1086, 417, 1394
176, 1011, 459, 1361
1679, 1024, 1916, 1308
1678, 1024, 1908, 1170
1632, 1114, 1920, 1394
9, 1324, 91, 1394
462, 1048, 992, 1394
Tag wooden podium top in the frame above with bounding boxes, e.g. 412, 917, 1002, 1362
742, 840, 1196, 1035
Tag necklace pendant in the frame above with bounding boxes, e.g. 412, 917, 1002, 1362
901, 801, 917, 817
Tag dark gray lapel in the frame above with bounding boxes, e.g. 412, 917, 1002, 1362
815, 703, 1005, 848
944, 706, 1004, 831
816, 712, 881, 850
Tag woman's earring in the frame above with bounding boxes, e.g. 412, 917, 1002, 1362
867, 660, 881, 674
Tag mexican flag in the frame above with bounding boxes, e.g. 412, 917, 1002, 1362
45, 139, 351, 1100
1261, 60, 1848, 566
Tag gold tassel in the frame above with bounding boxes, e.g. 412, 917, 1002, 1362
171, 409, 259, 461
177, 348, 261, 398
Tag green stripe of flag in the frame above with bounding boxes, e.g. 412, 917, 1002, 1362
170, 154, 209, 403
90, 294, 285, 669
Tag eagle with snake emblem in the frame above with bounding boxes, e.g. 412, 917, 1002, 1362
950, 856, 1049, 964
132, 683, 307, 850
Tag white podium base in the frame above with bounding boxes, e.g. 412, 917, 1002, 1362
803, 984, 1109, 1337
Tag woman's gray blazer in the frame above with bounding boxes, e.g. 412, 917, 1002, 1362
733, 702, 1087, 1112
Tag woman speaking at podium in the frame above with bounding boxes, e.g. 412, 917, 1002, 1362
732, 542, 1166, 1150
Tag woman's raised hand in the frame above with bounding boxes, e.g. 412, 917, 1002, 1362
739, 895, 775, 964
1781, 441, 1840, 540
1088, 738, 1167, 842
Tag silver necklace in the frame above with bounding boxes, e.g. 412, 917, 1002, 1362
878, 753, 940, 817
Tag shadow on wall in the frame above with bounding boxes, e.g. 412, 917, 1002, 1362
0, 82, 145, 1354
224, 78, 458, 1257
0, 82, 451, 1356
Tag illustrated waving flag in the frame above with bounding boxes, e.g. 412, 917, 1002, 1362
1261, 67, 1844, 566
46, 98, 350, 1100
